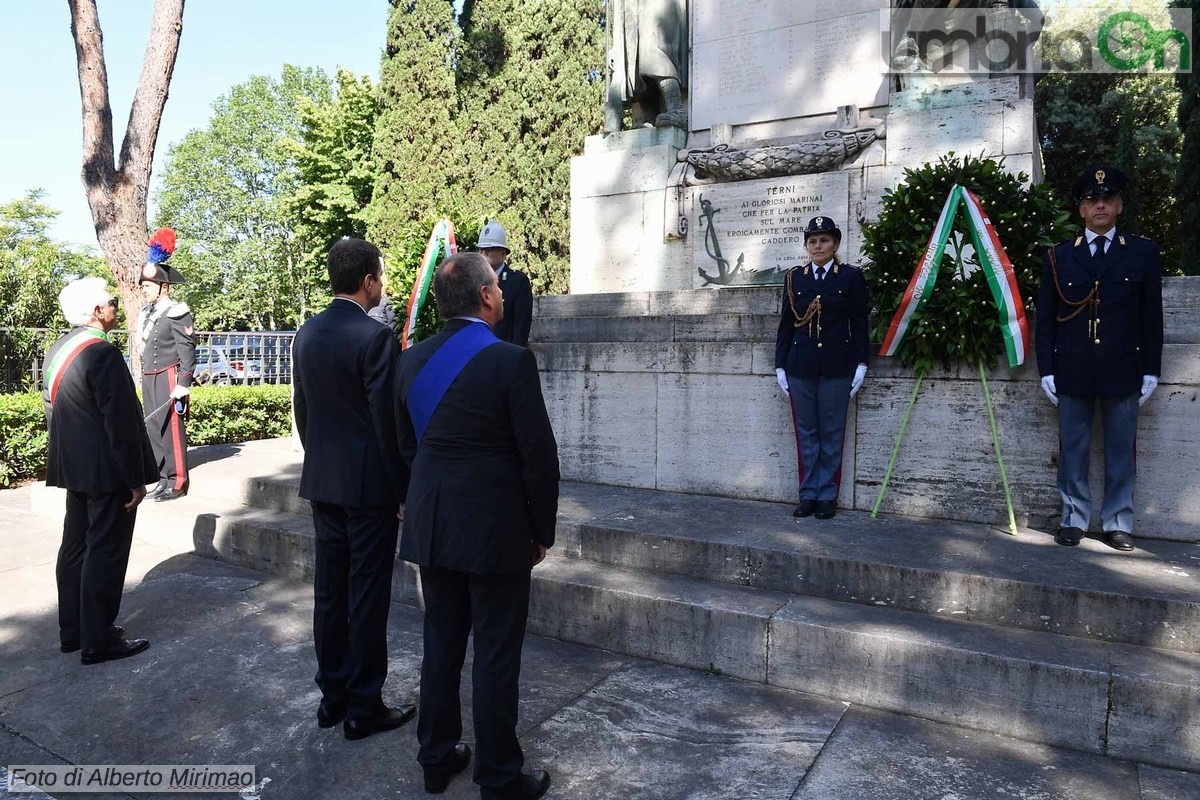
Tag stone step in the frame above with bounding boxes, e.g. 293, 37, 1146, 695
531, 340, 1200, 385
191, 503, 1200, 773
535, 287, 780, 319
530, 313, 780, 344
533, 277, 1200, 322
241, 478, 1200, 655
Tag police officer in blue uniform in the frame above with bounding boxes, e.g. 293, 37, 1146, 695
1036, 166, 1163, 551
775, 216, 870, 519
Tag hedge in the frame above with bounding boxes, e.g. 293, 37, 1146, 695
0, 384, 293, 488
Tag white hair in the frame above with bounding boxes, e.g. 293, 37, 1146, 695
58, 277, 112, 326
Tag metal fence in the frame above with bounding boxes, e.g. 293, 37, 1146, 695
0, 328, 297, 393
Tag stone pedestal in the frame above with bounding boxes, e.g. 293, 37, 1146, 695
569, 128, 693, 294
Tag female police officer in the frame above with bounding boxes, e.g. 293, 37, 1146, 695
774, 216, 870, 519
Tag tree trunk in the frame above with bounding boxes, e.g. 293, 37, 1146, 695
68, 0, 185, 373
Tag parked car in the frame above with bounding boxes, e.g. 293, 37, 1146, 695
194, 345, 232, 385
194, 345, 263, 385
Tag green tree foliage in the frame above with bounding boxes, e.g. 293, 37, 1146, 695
0, 190, 109, 330
155, 66, 334, 330
282, 69, 381, 307
1173, 0, 1200, 272
367, 0, 466, 293
1035, 0, 1185, 272
456, 0, 605, 294
864, 156, 1073, 375
369, 0, 605, 299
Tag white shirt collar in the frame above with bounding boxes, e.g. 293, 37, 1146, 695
1085, 226, 1115, 244
333, 296, 368, 314
452, 316, 489, 326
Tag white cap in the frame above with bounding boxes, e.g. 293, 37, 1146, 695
477, 220, 509, 252
58, 277, 112, 326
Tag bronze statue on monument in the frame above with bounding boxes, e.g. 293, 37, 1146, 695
604, 0, 689, 132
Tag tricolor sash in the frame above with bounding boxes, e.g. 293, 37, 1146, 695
45, 328, 109, 405
407, 322, 499, 442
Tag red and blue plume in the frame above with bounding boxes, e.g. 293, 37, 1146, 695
147, 227, 176, 264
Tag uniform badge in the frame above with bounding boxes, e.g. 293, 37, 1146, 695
1095, 169, 1105, 183
142, 264, 157, 280
184, 325, 194, 336
815, 217, 824, 226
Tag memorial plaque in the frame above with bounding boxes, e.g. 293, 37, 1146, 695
690, 172, 851, 288
691, 1, 890, 130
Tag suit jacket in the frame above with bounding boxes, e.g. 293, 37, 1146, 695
395, 318, 560, 574
293, 299, 407, 508
139, 298, 196, 387
492, 265, 533, 347
1036, 231, 1163, 397
43, 328, 158, 494
775, 260, 870, 379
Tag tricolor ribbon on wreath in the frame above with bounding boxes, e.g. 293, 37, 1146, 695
879, 183, 1030, 369
401, 218, 458, 350
872, 183, 1028, 534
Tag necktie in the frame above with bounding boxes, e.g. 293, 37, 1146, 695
815, 266, 826, 281
1093, 236, 1107, 258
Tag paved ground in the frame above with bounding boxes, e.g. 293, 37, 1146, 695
2, 464, 1199, 799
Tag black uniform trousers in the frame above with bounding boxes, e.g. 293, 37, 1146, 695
142, 370, 189, 491
57, 491, 137, 650
310, 501, 399, 719
417, 565, 532, 793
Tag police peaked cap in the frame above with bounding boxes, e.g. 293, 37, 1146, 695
1073, 165, 1127, 204
804, 216, 841, 240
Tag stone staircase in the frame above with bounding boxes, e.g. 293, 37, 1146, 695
194, 474, 1200, 773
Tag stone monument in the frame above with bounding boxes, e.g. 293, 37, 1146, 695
554, 1, 1200, 540
570, 0, 1041, 293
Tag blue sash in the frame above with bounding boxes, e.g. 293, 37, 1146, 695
407, 321, 499, 442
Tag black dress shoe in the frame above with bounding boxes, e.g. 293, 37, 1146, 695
424, 743, 471, 794
80, 638, 149, 665
343, 704, 416, 740
155, 487, 187, 502
792, 500, 816, 518
61, 625, 125, 654
814, 500, 836, 519
1106, 531, 1135, 551
316, 698, 347, 728
482, 769, 551, 800
1055, 526, 1085, 546
146, 481, 167, 499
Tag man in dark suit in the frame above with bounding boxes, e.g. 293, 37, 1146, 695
395, 252, 559, 799
43, 278, 158, 665
477, 220, 533, 346
1036, 165, 1163, 552
292, 238, 415, 739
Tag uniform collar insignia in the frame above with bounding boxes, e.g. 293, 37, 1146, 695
1074, 235, 1083, 247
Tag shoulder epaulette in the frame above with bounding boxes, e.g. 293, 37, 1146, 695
166, 301, 191, 318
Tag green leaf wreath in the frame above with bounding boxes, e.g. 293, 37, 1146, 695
863, 154, 1074, 376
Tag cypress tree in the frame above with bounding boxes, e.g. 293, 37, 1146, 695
368, 0, 465, 287
456, 0, 605, 294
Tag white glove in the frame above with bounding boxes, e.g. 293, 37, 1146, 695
850, 364, 868, 398
775, 368, 789, 395
170, 385, 191, 400
1139, 375, 1158, 407
1040, 375, 1058, 407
